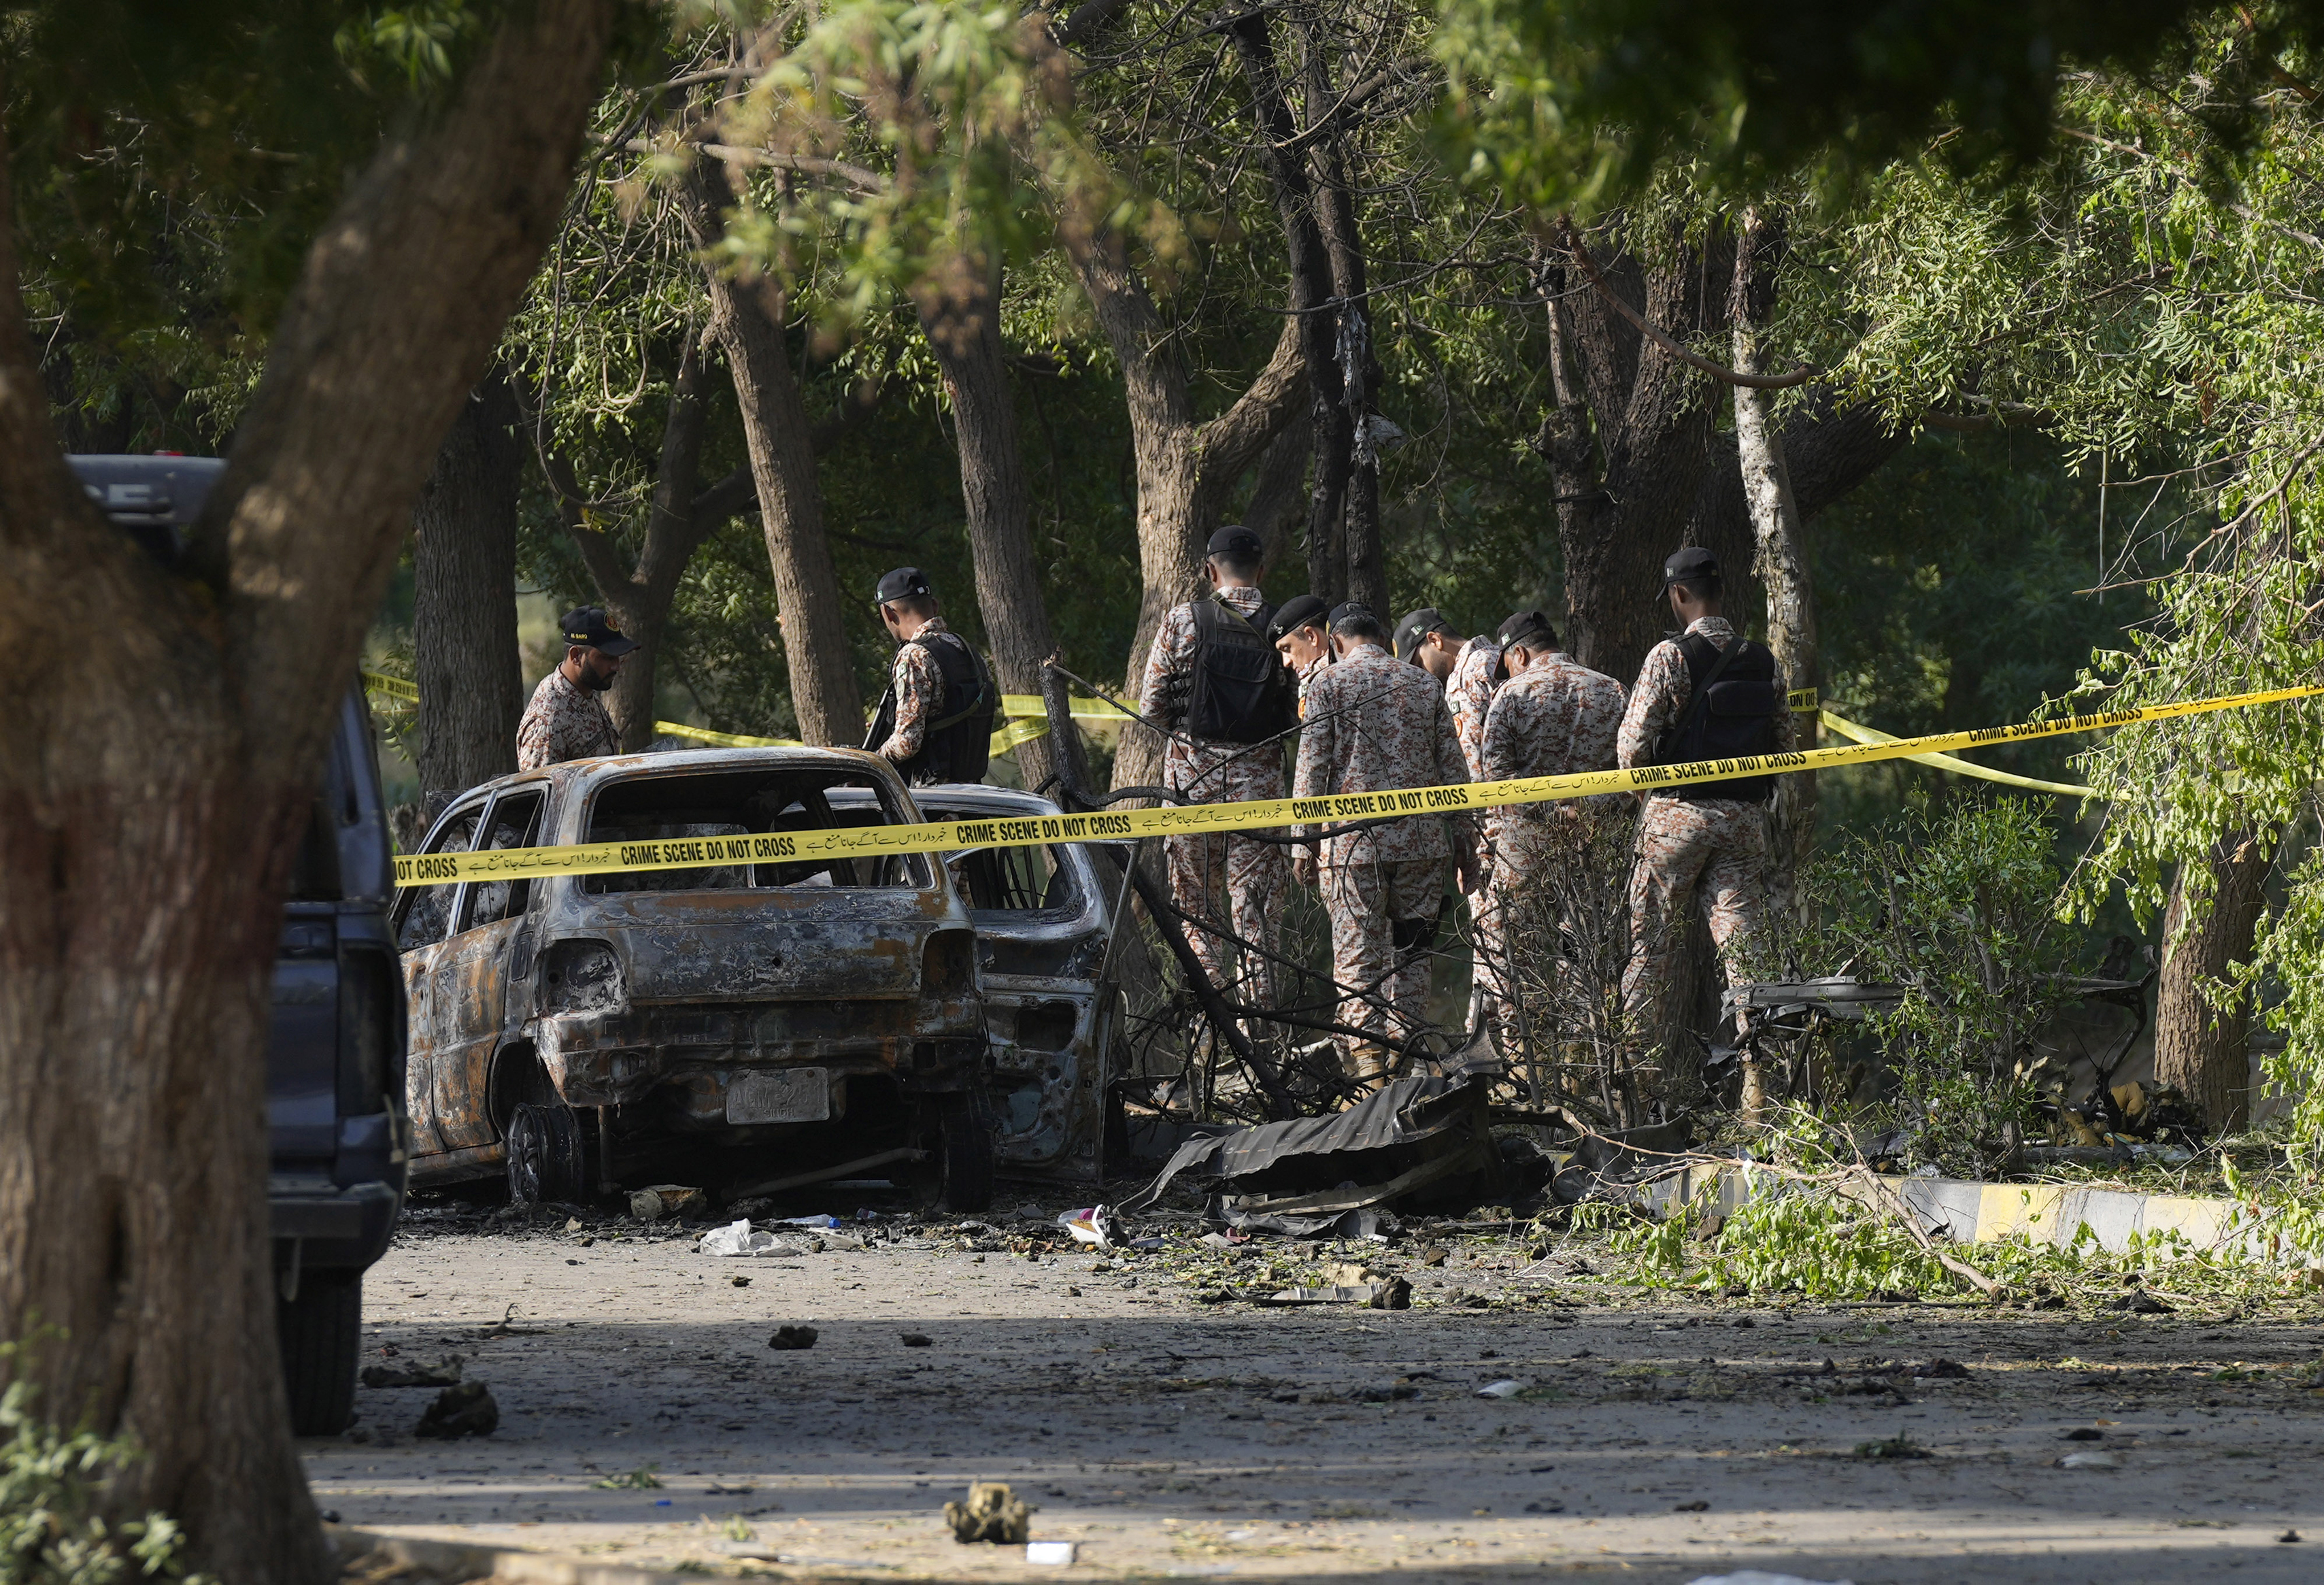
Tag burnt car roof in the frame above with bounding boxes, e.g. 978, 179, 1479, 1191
831, 782, 1064, 818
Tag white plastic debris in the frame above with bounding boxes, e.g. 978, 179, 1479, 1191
1058, 1206, 1122, 1248
1026, 1542, 1078, 1565
774, 1214, 843, 1229
1476, 1380, 1524, 1398
2057, 1450, 2120, 1470
1684, 1574, 1855, 1585
698, 1219, 805, 1258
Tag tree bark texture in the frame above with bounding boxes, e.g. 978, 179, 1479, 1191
1223, 12, 1350, 609
1057, 224, 1304, 793
2155, 830, 2278, 1131
1536, 216, 1735, 688
1728, 210, 1817, 918
414, 371, 524, 797
918, 278, 1090, 797
0, 8, 609, 1582
680, 158, 864, 747
1245, 419, 1312, 575
560, 338, 712, 750
1295, 7, 1386, 614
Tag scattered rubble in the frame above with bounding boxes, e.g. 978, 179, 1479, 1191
943, 1482, 1033, 1544
767, 1325, 819, 1350
360, 1356, 461, 1389
413, 1382, 498, 1439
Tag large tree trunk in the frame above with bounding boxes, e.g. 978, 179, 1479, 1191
1730, 210, 1817, 916
2155, 830, 2277, 1131
0, 10, 608, 1584
681, 159, 863, 746
919, 278, 1090, 794
414, 370, 524, 799
1537, 216, 1731, 686
560, 339, 712, 750
1058, 222, 1304, 792
1224, 12, 1350, 609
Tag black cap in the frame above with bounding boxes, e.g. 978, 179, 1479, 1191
1662, 546, 1721, 589
1267, 593, 1330, 641
560, 605, 639, 656
1497, 609, 1558, 651
874, 566, 934, 605
1207, 524, 1265, 561
1328, 601, 1372, 628
1392, 607, 1450, 662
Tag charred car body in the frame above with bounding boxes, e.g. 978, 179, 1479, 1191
394, 748, 1003, 1209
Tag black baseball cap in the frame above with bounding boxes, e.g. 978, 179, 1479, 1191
1662, 546, 1721, 588
1268, 593, 1330, 641
1496, 609, 1558, 650
1207, 524, 1265, 560
1392, 607, 1451, 662
874, 566, 934, 605
560, 605, 639, 655
1328, 601, 1374, 630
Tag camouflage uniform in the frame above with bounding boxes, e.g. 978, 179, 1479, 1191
1443, 636, 1504, 780
1294, 652, 1332, 718
1140, 585, 1289, 1010
1472, 650, 1628, 1047
1293, 641, 1469, 1086
1615, 616, 1795, 1036
516, 667, 620, 771
873, 615, 954, 765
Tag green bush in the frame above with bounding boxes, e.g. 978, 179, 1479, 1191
0, 1371, 205, 1585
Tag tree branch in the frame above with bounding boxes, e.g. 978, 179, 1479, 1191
1554, 216, 1819, 390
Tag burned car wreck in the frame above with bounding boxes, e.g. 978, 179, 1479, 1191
394, 748, 1001, 1211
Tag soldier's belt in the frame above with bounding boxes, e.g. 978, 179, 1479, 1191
390, 684, 2323, 887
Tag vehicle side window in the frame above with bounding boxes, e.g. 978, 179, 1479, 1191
393, 810, 479, 951
463, 791, 545, 930
949, 844, 1079, 913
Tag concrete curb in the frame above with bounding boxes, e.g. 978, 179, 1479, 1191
333, 1525, 773, 1585
1635, 1163, 2269, 1261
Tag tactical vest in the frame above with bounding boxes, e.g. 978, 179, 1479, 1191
1651, 632, 1784, 803
873, 631, 996, 786
1185, 595, 1300, 744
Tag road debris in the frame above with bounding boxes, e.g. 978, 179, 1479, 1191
699, 1219, 806, 1257
413, 1382, 498, 1439
1026, 1541, 1078, 1565
2055, 1450, 2119, 1469
901, 1332, 933, 1347
360, 1356, 461, 1389
1258, 1279, 1411, 1309
1122, 1072, 1502, 1231
768, 1325, 819, 1350
629, 1185, 708, 1222
1477, 1380, 1523, 1398
1058, 1206, 1122, 1247
945, 1482, 1034, 1544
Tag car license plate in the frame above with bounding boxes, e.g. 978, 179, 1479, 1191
725, 1068, 830, 1125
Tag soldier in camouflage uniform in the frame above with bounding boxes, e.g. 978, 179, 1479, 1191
1396, 607, 1506, 1033
1616, 548, 1795, 1063
1268, 594, 1332, 718
516, 605, 635, 770
1293, 605, 1473, 1093
1140, 527, 1292, 1014
1472, 610, 1627, 1050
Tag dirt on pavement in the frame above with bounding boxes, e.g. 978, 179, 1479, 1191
305, 1199, 2324, 1584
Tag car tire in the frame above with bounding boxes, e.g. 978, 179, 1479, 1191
278, 1270, 362, 1437
507, 1100, 601, 1206
913, 1092, 996, 1214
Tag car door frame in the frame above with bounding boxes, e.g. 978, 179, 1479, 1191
426, 781, 550, 1152
389, 790, 492, 1159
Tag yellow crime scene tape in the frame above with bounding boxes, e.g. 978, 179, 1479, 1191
363, 673, 1133, 758
388, 682, 2324, 888
1815, 707, 2098, 798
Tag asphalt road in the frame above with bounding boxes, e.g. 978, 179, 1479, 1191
304, 1200, 2324, 1584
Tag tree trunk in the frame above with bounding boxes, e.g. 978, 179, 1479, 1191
1223, 12, 1347, 607
2155, 830, 2277, 1131
1536, 216, 1732, 686
414, 370, 524, 797
1730, 209, 1817, 916
560, 338, 712, 750
1245, 419, 1312, 575
919, 278, 1089, 795
0, 9, 609, 1583
1296, 8, 1386, 614
1058, 222, 1304, 792
680, 158, 862, 747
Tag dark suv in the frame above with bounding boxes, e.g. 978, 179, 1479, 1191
69, 455, 408, 1436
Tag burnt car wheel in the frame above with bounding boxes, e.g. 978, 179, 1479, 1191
507, 1101, 601, 1206
909, 1093, 996, 1214
277, 1271, 361, 1437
